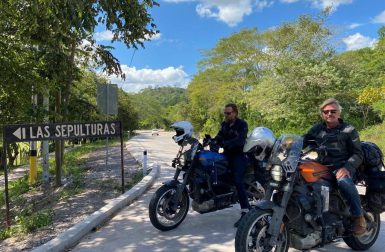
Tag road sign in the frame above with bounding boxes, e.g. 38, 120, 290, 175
97, 84, 118, 115
4, 121, 121, 143
2, 121, 125, 227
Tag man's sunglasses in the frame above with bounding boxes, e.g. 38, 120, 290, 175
224, 111, 233, 115
322, 110, 338, 114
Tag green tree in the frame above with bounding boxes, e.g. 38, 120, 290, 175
188, 15, 342, 135
0, 0, 159, 185
117, 89, 139, 132
130, 87, 187, 129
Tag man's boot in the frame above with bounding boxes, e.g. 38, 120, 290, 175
352, 215, 367, 236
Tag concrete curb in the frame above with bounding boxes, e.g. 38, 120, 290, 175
32, 140, 160, 252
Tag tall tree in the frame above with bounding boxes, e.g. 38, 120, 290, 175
0, 0, 159, 185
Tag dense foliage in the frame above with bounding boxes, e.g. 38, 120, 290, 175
178, 16, 385, 137
129, 87, 187, 129
124, 16, 384, 141
0, 0, 159, 182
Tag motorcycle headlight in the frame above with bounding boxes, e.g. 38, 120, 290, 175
271, 165, 283, 182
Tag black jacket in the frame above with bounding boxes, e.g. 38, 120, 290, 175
215, 118, 248, 156
303, 119, 363, 175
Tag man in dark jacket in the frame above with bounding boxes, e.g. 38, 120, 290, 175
214, 103, 250, 227
303, 98, 366, 236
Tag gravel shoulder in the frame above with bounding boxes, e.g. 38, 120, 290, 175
0, 144, 140, 252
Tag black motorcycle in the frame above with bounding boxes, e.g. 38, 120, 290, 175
148, 122, 265, 231
235, 133, 385, 252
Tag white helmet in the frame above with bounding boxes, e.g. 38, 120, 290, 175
170, 121, 193, 144
243, 127, 275, 160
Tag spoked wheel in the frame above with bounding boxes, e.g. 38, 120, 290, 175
235, 209, 290, 252
149, 184, 189, 231
344, 211, 381, 250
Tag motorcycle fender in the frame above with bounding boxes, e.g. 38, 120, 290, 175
163, 180, 188, 207
163, 180, 180, 187
254, 200, 277, 211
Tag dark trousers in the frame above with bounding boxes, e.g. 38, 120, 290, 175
332, 169, 363, 217
337, 176, 363, 217
227, 153, 250, 210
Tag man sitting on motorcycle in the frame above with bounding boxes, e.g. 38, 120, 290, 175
303, 98, 367, 236
214, 103, 250, 228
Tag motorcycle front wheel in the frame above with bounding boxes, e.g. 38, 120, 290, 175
235, 208, 290, 252
149, 184, 190, 231
343, 211, 381, 250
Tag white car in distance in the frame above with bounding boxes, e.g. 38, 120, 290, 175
151, 129, 159, 136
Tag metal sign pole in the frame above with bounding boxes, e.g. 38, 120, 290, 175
120, 121, 125, 193
106, 84, 109, 168
3, 133, 10, 227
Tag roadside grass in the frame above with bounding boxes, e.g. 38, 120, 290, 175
360, 122, 385, 153
125, 171, 144, 190
0, 136, 139, 241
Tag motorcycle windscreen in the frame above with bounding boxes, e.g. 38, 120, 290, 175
269, 135, 303, 173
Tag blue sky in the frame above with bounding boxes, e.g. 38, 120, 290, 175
94, 0, 385, 93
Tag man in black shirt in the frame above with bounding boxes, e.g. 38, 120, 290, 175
214, 103, 250, 227
303, 98, 366, 236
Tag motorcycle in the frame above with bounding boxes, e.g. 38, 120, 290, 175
148, 121, 266, 231
235, 129, 385, 252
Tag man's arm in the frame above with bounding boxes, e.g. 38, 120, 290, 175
302, 124, 319, 149
343, 128, 364, 175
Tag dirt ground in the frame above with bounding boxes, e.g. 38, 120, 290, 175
0, 144, 140, 252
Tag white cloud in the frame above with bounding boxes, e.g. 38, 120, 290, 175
310, 0, 353, 12
94, 30, 114, 41
280, 0, 299, 3
281, 0, 353, 11
255, 0, 274, 11
347, 23, 363, 29
95, 30, 162, 43
196, 0, 254, 27
144, 33, 162, 41
373, 10, 385, 24
166, 0, 276, 26
163, 0, 196, 2
108, 65, 190, 93
343, 33, 377, 51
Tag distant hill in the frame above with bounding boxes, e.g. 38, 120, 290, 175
128, 87, 187, 129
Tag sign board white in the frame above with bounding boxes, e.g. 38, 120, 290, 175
4, 121, 121, 143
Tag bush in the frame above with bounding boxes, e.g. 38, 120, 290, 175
15, 209, 53, 233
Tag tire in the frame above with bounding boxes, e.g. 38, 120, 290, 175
235, 208, 290, 252
344, 211, 381, 250
149, 184, 189, 231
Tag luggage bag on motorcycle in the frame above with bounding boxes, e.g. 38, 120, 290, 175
361, 141, 385, 213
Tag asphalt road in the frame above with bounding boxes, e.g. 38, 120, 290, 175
72, 131, 385, 252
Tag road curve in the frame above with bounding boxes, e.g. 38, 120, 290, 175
72, 131, 385, 252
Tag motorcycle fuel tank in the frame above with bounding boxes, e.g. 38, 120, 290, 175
299, 161, 332, 183
198, 151, 227, 166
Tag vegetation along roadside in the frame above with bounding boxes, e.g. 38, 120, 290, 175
0, 138, 142, 251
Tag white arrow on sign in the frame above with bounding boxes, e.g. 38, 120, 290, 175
12, 127, 25, 140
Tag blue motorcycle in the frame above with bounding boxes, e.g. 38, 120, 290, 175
148, 121, 265, 231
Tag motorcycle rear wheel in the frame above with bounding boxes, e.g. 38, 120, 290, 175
149, 184, 189, 231
343, 211, 381, 250
235, 208, 290, 252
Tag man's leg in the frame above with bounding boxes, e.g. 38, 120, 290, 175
232, 154, 250, 227
338, 176, 366, 235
